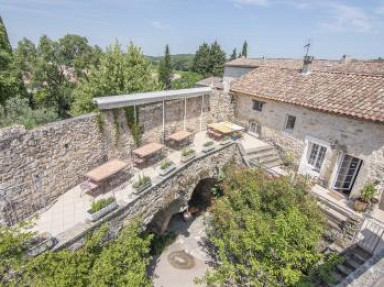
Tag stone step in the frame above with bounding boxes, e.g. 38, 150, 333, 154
336, 263, 354, 276
246, 145, 274, 155
329, 270, 344, 284
263, 159, 282, 169
251, 150, 276, 160
348, 246, 371, 264
343, 254, 362, 270
327, 219, 343, 233
319, 203, 348, 224
259, 155, 281, 164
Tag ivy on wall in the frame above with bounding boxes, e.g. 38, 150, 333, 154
96, 111, 105, 134
124, 106, 142, 147
112, 110, 121, 147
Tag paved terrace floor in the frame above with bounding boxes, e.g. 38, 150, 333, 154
33, 131, 228, 237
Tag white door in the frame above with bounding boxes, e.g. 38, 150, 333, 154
333, 154, 362, 193
249, 122, 260, 137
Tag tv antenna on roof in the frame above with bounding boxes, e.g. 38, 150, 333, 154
304, 40, 311, 57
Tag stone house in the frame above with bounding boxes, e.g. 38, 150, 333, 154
223, 58, 384, 203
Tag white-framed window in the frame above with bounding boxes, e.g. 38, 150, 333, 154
306, 142, 327, 171
284, 114, 296, 132
252, 100, 264, 111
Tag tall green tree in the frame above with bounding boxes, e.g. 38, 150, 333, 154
199, 168, 334, 287
158, 44, 173, 90
209, 41, 227, 77
241, 40, 248, 58
230, 48, 237, 61
0, 15, 12, 54
0, 14, 24, 104
192, 41, 226, 77
71, 42, 159, 115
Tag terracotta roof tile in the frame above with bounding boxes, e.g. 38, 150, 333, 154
230, 67, 384, 124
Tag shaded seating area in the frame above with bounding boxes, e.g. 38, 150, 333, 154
133, 142, 165, 168
207, 122, 244, 140
166, 130, 193, 148
80, 159, 129, 195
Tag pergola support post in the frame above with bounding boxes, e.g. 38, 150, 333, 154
162, 100, 165, 143
200, 94, 205, 132
184, 97, 187, 130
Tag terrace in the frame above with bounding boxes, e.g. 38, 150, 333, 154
33, 128, 241, 238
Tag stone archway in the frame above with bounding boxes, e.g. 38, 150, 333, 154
188, 177, 218, 211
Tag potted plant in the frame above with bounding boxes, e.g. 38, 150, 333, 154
231, 131, 242, 140
86, 197, 118, 221
220, 136, 232, 145
202, 141, 215, 153
354, 183, 377, 212
158, 159, 176, 176
132, 174, 152, 194
181, 147, 196, 163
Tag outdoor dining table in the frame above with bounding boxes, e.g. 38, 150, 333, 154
167, 130, 192, 147
133, 142, 165, 166
81, 159, 129, 194
207, 123, 234, 135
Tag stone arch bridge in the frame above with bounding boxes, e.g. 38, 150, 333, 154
53, 143, 243, 251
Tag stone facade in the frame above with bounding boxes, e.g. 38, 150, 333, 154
234, 93, 384, 199
0, 91, 233, 225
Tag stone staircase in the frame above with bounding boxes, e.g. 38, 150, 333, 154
247, 145, 283, 169
322, 244, 372, 286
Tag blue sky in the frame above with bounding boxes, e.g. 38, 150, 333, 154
2, 0, 384, 59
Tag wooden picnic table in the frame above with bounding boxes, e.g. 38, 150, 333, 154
207, 123, 233, 135
168, 131, 192, 143
86, 159, 129, 183
133, 143, 165, 158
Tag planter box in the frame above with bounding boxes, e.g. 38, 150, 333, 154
220, 139, 232, 145
158, 163, 177, 177
181, 151, 196, 163
86, 200, 118, 222
202, 145, 215, 153
133, 180, 152, 195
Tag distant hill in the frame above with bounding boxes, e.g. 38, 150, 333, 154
145, 54, 194, 71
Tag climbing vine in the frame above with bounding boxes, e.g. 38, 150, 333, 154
124, 106, 142, 147
112, 110, 121, 147
96, 111, 105, 134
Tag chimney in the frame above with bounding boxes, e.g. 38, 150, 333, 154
301, 55, 314, 75
341, 54, 352, 64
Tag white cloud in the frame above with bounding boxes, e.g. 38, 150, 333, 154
231, 0, 270, 8
319, 3, 375, 33
150, 21, 170, 30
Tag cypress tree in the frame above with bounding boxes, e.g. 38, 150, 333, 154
192, 43, 210, 76
230, 48, 237, 61
209, 41, 227, 77
158, 44, 173, 90
241, 40, 248, 58
0, 15, 12, 54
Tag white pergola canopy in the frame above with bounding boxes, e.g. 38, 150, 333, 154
93, 87, 212, 110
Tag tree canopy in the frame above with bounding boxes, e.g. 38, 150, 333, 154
230, 48, 237, 61
71, 42, 159, 115
200, 168, 330, 287
0, 219, 153, 287
192, 41, 227, 77
242, 40, 248, 58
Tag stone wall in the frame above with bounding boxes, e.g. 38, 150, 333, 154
0, 91, 233, 225
0, 115, 105, 225
234, 93, 384, 199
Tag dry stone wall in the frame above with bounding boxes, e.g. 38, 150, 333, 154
0, 90, 233, 225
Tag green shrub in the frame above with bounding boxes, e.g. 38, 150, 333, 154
160, 159, 173, 170
133, 175, 151, 189
89, 197, 116, 214
361, 182, 377, 202
203, 141, 214, 147
182, 147, 195, 156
